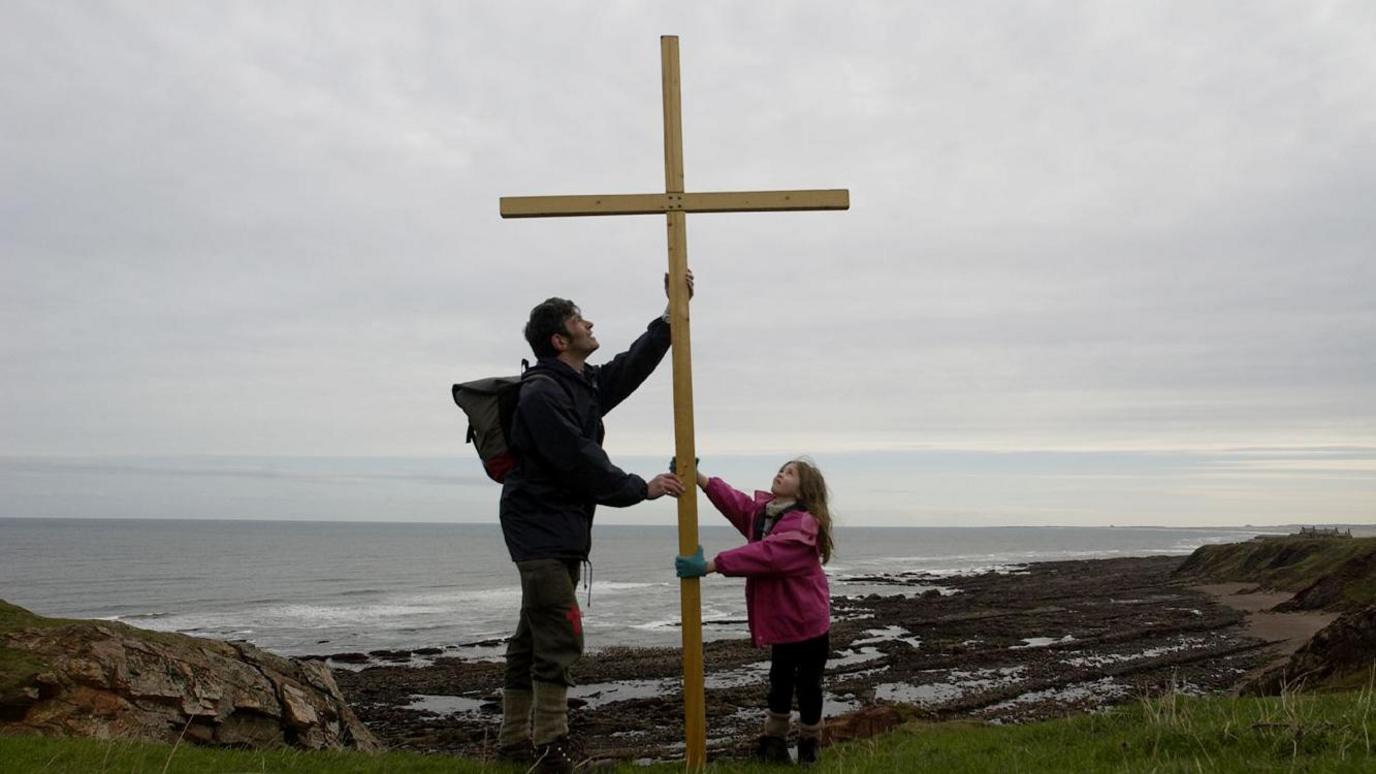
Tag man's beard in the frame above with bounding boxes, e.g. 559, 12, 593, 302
573, 336, 599, 356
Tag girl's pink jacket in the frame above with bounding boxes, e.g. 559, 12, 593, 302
705, 477, 831, 647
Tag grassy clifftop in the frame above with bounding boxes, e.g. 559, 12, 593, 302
1175, 537, 1376, 611
0, 600, 71, 632
0, 600, 66, 698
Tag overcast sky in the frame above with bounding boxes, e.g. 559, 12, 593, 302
2, 2, 1373, 527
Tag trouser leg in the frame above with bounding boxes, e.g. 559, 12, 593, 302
767, 642, 798, 718
765, 642, 798, 739
500, 573, 536, 747
503, 595, 535, 690
519, 559, 583, 686
513, 559, 582, 745
795, 631, 830, 726
796, 634, 830, 768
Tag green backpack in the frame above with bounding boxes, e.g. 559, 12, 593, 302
451, 366, 555, 482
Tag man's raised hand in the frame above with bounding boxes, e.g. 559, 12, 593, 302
646, 472, 685, 500
660, 268, 693, 298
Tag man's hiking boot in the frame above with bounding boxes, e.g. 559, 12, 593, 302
533, 735, 577, 774
494, 740, 535, 764
754, 734, 791, 764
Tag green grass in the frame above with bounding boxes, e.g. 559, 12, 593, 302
0, 646, 46, 697
0, 600, 74, 632
0, 600, 64, 697
3, 687, 1375, 773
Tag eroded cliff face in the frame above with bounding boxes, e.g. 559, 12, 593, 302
1175, 537, 1376, 612
0, 601, 378, 751
1243, 604, 1376, 695
1173, 539, 1376, 695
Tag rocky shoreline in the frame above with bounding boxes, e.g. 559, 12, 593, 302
333, 554, 1279, 763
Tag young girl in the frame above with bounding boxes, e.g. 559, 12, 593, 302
674, 459, 835, 766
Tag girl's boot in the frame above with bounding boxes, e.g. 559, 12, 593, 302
754, 710, 792, 764
797, 720, 824, 766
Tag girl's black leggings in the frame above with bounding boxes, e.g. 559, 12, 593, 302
767, 631, 830, 725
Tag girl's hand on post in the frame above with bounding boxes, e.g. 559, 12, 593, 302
669, 456, 707, 489
675, 546, 712, 577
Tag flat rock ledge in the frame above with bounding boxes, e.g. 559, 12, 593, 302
0, 609, 379, 751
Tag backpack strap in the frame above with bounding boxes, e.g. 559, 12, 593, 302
503, 371, 570, 465
521, 372, 559, 393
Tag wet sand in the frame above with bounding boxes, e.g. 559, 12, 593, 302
333, 555, 1282, 763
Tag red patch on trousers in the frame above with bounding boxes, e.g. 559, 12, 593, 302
565, 604, 583, 636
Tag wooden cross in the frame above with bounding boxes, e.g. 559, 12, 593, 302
499, 36, 848, 768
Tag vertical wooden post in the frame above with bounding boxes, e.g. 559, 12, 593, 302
499, 35, 846, 766
661, 34, 706, 770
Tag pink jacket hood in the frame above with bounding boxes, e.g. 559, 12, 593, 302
705, 477, 831, 647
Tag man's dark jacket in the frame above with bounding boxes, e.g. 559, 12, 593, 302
499, 317, 671, 562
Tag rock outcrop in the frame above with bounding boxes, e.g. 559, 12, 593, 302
1243, 604, 1376, 695
821, 705, 910, 746
0, 601, 378, 751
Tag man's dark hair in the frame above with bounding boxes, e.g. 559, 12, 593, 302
524, 297, 579, 358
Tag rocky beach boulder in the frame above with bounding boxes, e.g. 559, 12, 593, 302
0, 600, 378, 751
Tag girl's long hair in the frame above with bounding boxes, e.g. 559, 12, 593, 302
790, 458, 835, 565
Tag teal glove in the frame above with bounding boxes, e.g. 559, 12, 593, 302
675, 545, 708, 578
668, 456, 700, 472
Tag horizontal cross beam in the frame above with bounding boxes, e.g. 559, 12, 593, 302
499, 189, 849, 218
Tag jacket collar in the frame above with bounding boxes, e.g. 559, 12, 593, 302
530, 356, 597, 392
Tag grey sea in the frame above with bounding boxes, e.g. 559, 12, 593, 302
0, 518, 1275, 658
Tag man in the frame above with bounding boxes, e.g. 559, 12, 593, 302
497, 272, 692, 772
